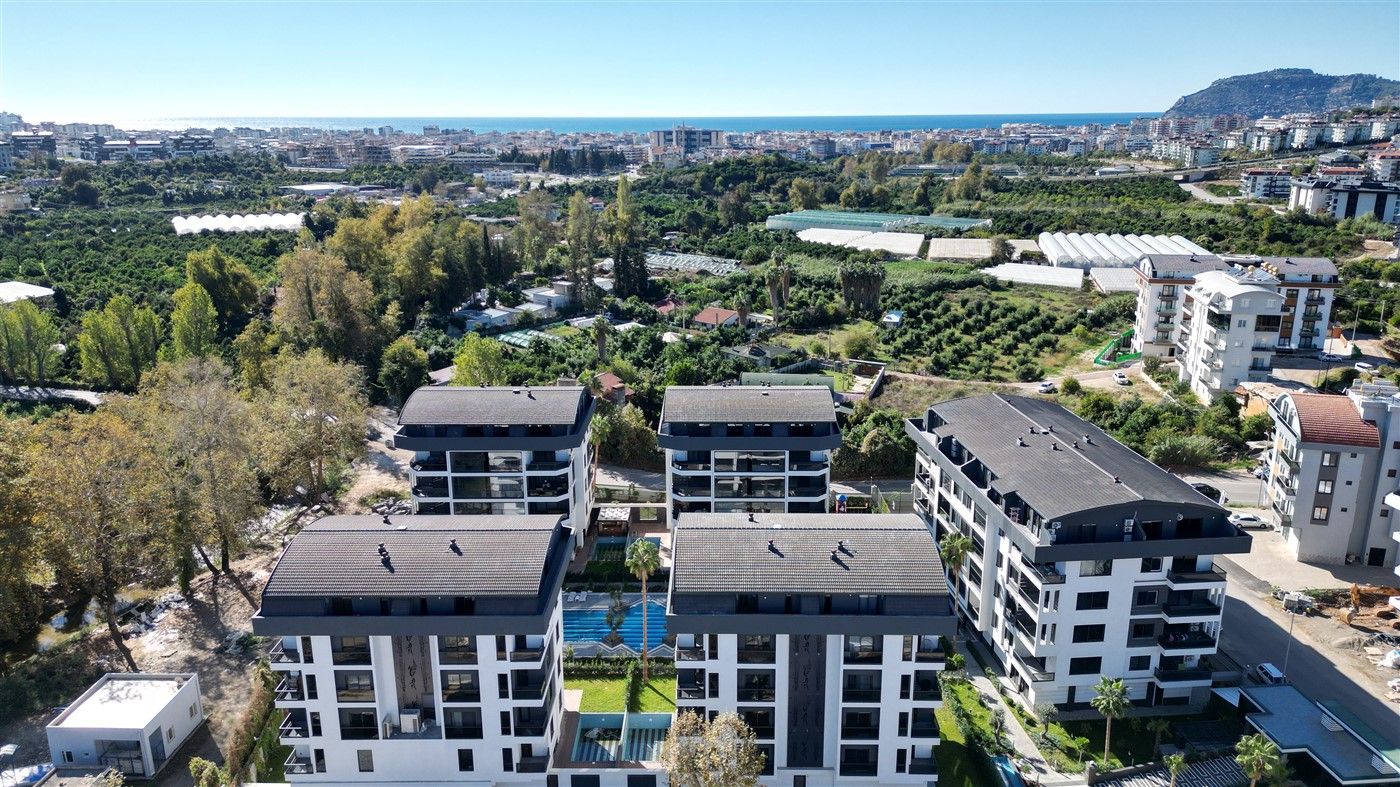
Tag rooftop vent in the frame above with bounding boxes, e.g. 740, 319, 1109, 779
1016, 437, 1026, 447
1083, 434, 1092, 444
382, 514, 391, 525
1051, 443, 1060, 451
377, 543, 389, 559
747, 512, 756, 522
449, 538, 461, 555
1113, 475, 1122, 484
761, 390, 770, 396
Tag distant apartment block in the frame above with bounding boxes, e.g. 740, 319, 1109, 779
1289, 177, 1400, 224
168, 134, 216, 158
659, 386, 838, 521
669, 513, 954, 784
648, 126, 723, 152
1239, 169, 1292, 199
1175, 268, 1284, 402
394, 386, 594, 544
254, 515, 570, 785
906, 394, 1249, 709
1371, 150, 1400, 182
1267, 384, 1400, 569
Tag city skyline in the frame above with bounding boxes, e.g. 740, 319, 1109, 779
2, 0, 1397, 123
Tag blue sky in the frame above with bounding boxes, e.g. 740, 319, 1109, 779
3, 1, 1397, 122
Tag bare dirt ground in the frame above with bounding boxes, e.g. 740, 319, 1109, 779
341, 406, 412, 513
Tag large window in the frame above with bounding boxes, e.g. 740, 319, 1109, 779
1317, 480, 1334, 494
1079, 560, 1112, 577
1312, 506, 1330, 522
1072, 625, 1105, 643
1068, 657, 1102, 675
1076, 592, 1109, 611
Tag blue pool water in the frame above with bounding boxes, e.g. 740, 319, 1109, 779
564, 601, 668, 651
993, 755, 1027, 787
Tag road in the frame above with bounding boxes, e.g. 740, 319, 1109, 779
1219, 573, 1400, 741
1177, 181, 1238, 205
0, 384, 104, 407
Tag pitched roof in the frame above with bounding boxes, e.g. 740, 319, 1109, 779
1138, 254, 1229, 278
923, 394, 1222, 520
692, 306, 738, 325
263, 515, 563, 598
661, 385, 836, 424
399, 386, 587, 426
1288, 393, 1380, 448
670, 513, 947, 595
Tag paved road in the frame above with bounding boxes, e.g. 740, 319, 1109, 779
0, 384, 104, 406
1178, 468, 1268, 508
1219, 574, 1400, 741
1178, 182, 1238, 205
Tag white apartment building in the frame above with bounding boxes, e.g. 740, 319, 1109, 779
1371, 151, 1400, 182
906, 394, 1249, 709
1132, 254, 1232, 358
255, 515, 571, 785
1176, 268, 1284, 402
1239, 169, 1292, 199
394, 386, 594, 548
658, 386, 840, 521
669, 513, 955, 785
1267, 385, 1400, 569
1289, 177, 1400, 224
1226, 255, 1338, 352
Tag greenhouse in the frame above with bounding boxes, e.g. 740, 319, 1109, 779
765, 209, 990, 233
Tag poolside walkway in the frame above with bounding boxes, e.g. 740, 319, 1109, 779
958, 639, 1081, 787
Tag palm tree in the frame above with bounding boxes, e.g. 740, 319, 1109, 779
734, 294, 750, 329
593, 316, 612, 362
1165, 753, 1187, 787
938, 532, 973, 590
1148, 717, 1173, 755
1089, 676, 1128, 764
626, 538, 662, 681
1235, 733, 1281, 787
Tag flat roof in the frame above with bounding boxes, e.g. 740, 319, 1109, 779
262, 515, 563, 598
922, 394, 1223, 520
1243, 685, 1400, 783
50, 674, 193, 731
661, 385, 837, 425
670, 513, 948, 596
399, 386, 588, 426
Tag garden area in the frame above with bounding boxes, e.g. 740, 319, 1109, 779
564, 658, 677, 713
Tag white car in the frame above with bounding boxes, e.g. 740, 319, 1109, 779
1229, 512, 1266, 529
1319, 352, 1343, 362
1036, 381, 1056, 394
1355, 361, 1375, 372
1113, 371, 1131, 385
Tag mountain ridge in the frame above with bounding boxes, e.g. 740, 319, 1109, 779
1163, 68, 1400, 118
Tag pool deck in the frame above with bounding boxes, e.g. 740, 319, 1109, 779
551, 690, 670, 772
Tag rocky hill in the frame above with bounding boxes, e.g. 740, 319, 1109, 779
1163, 68, 1400, 118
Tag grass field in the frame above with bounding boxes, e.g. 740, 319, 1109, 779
566, 675, 677, 713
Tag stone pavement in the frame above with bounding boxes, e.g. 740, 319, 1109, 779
1221, 528, 1397, 592
957, 639, 1082, 787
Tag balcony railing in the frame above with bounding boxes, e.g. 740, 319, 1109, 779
911, 723, 940, 738
737, 688, 776, 702
268, 641, 301, 664
518, 756, 549, 773
840, 762, 879, 777
331, 649, 372, 666
526, 459, 570, 472
339, 725, 379, 740
442, 688, 481, 703
737, 649, 776, 664
1154, 666, 1212, 682
843, 650, 883, 665
671, 459, 712, 471
790, 460, 828, 472
912, 685, 941, 702
509, 647, 544, 662
279, 717, 308, 739
274, 678, 304, 702
335, 687, 376, 703
1167, 568, 1227, 584
284, 754, 314, 775
1160, 632, 1217, 650
840, 724, 880, 740
513, 723, 546, 737
513, 683, 546, 701
677, 685, 705, 700
842, 687, 881, 703
746, 725, 775, 739
1163, 601, 1222, 618
445, 725, 484, 739
914, 647, 945, 663
438, 647, 478, 665
910, 756, 938, 775
675, 646, 705, 661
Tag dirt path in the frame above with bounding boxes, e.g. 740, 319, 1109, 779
341, 406, 412, 513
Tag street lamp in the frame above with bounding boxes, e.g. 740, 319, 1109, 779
1280, 606, 1300, 680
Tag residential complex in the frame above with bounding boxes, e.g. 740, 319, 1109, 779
658, 386, 839, 521
1289, 177, 1400, 224
669, 513, 954, 784
394, 386, 595, 545
648, 126, 724, 152
1266, 384, 1400, 569
1175, 267, 1285, 402
254, 514, 571, 785
1133, 254, 1237, 358
1239, 168, 1293, 199
906, 394, 1249, 708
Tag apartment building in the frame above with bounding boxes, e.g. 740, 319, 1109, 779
669, 513, 954, 785
1266, 384, 1399, 569
253, 514, 571, 784
1239, 169, 1292, 199
1371, 151, 1400, 182
1228, 255, 1338, 352
658, 386, 839, 521
1289, 177, 1400, 224
648, 126, 724, 153
1131, 254, 1230, 357
394, 386, 595, 545
905, 394, 1249, 709
1176, 268, 1284, 402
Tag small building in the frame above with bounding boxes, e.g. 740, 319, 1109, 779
1232, 684, 1400, 786
46, 673, 204, 780
722, 342, 797, 370
690, 306, 740, 330
594, 371, 633, 405
881, 310, 905, 329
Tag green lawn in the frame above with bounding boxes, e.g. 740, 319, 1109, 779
935, 703, 1000, 787
566, 675, 677, 713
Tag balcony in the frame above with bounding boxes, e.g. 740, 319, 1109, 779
1305, 295, 1325, 305
509, 646, 544, 662
842, 687, 881, 703
339, 725, 378, 740
526, 458, 570, 472
1159, 632, 1217, 650
677, 684, 705, 700
512, 682, 547, 701
441, 688, 481, 703
839, 761, 879, 777
1167, 567, 1227, 585
737, 687, 776, 702
279, 713, 308, 739
274, 677, 304, 702
1023, 560, 1065, 585
445, 725, 484, 739
914, 645, 945, 663
737, 649, 776, 664
331, 648, 372, 666
268, 641, 301, 664
843, 649, 884, 665
675, 646, 706, 661
284, 754, 314, 775
790, 459, 828, 472
911, 723, 940, 738
438, 646, 478, 665
671, 458, 712, 472
671, 482, 711, 499
1154, 666, 1212, 682
336, 687, 375, 703
518, 756, 549, 773
1163, 600, 1222, 618
910, 755, 938, 775
513, 723, 547, 737
840, 724, 880, 740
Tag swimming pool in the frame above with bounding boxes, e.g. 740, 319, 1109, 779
563, 600, 668, 651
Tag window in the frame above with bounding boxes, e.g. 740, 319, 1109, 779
1076, 591, 1109, 611
1322, 452, 1338, 467
166, 727, 174, 741
1317, 480, 1334, 494
500, 711, 511, 735
61, 752, 74, 764
1079, 559, 1112, 577
1131, 622, 1155, 639
1069, 657, 1102, 675
1312, 506, 1329, 522
1390, 469, 1397, 479
189, 704, 196, 718
457, 749, 474, 772
357, 750, 374, 773
502, 748, 514, 772
1140, 557, 1162, 573
1136, 590, 1159, 607
1129, 656, 1151, 671
1073, 624, 1105, 643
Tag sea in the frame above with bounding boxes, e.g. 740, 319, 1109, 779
108, 112, 1157, 134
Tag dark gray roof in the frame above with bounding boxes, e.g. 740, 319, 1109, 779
924, 394, 1222, 521
1138, 254, 1229, 278
661, 386, 837, 424
263, 515, 562, 597
399, 386, 587, 426
670, 513, 947, 596
1247, 256, 1339, 276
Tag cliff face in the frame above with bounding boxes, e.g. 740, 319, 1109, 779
1163, 68, 1400, 118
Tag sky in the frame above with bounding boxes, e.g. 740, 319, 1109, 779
2, 0, 1398, 123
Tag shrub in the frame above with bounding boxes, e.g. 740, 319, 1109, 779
947, 652, 966, 671
1060, 376, 1082, 395
624, 659, 642, 712
1148, 434, 1222, 468
842, 324, 879, 360
1143, 355, 1163, 374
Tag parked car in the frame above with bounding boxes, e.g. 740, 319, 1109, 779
1229, 512, 1267, 529
1355, 361, 1375, 372
1252, 466, 1267, 479
1254, 662, 1286, 684
1113, 371, 1131, 385
1036, 381, 1057, 394
1319, 352, 1343, 362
